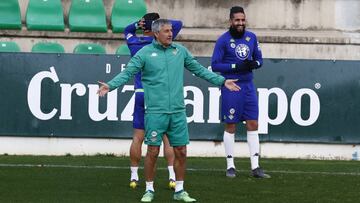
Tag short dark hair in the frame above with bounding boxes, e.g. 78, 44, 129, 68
143, 12, 160, 21
142, 13, 160, 31
230, 6, 245, 19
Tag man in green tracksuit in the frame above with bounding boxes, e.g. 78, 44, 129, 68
98, 19, 240, 202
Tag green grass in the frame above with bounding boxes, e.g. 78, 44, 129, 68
0, 155, 359, 202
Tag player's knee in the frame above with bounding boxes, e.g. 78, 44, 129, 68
246, 120, 258, 131
225, 124, 236, 134
133, 134, 144, 144
174, 146, 187, 158
147, 146, 160, 157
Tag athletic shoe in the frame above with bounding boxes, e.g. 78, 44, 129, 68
129, 179, 138, 189
226, 167, 236, 178
141, 190, 155, 202
251, 167, 271, 178
173, 190, 196, 202
169, 179, 176, 190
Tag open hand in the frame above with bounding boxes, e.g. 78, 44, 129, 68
138, 18, 145, 30
224, 79, 240, 91
97, 81, 110, 97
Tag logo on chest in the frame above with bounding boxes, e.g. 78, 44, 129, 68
234, 44, 250, 60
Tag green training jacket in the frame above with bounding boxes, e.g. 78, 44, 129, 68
107, 40, 225, 114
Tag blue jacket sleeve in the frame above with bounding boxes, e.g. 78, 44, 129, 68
124, 22, 138, 44
211, 38, 242, 73
170, 20, 183, 39
252, 35, 263, 68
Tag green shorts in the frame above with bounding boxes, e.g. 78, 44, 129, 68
144, 111, 189, 147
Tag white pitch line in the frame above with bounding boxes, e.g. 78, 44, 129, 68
0, 163, 127, 169
0, 163, 359, 176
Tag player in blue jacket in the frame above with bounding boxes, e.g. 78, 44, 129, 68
211, 6, 270, 178
123, 13, 183, 189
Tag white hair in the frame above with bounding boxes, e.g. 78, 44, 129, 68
151, 19, 172, 33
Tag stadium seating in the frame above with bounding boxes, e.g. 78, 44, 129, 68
111, 0, 147, 33
73, 43, 106, 54
116, 44, 131, 55
0, 42, 21, 52
31, 42, 65, 53
0, 0, 22, 30
69, 0, 107, 32
26, 0, 65, 31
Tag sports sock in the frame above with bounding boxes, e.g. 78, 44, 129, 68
247, 130, 260, 170
223, 131, 235, 169
130, 166, 139, 181
168, 166, 176, 181
175, 181, 184, 193
145, 181, 154, 192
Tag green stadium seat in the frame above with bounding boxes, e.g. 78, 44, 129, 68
31, 42, 65, 53
0, 42, 21, 52
73, 43, 106, 54
26, 0, 65, 31
0, 0, 22, 30
116, 44, 130, 55
69, 0, 107, 32
111, 0, 147, 33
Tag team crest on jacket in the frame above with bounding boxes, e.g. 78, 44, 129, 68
235, 44, 250, 60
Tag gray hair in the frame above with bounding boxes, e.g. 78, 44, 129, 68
151, 19, 172, 33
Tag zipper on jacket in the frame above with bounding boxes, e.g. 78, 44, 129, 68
164, 49, 171, 112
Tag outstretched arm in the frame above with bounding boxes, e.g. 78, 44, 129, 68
97, 53, 144, 96
183, 46, 240, 91
184, 47, 225, 86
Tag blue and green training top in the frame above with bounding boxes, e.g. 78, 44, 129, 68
211, 30, 263, 82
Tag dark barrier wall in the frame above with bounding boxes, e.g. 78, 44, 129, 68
0, 53, 359, 143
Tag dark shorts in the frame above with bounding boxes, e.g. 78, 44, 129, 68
221, 81, 258, 123
133, 91, 145, 129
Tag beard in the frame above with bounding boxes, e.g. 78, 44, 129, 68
229, 25, 245, 39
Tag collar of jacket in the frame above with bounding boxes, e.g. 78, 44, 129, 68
152, 39, 176, 50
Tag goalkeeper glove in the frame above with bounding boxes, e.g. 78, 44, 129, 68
244, 60, 260, 70
235, 60, 259, 72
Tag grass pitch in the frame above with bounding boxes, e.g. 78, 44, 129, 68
0, 155, 359, 203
